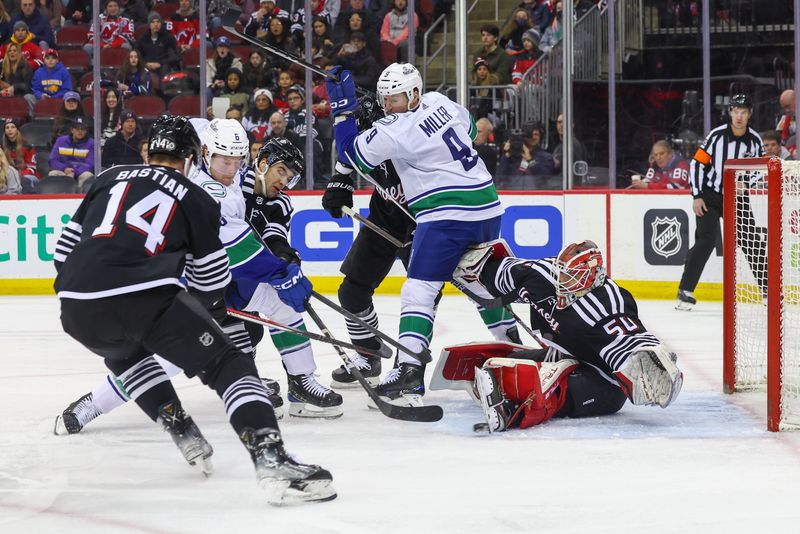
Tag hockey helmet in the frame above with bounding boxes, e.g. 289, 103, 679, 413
201, 118, 250, 170
729, 94, 753, 111
376, 62, 423, 111
254, 137, 305, 189
554, 240, 606, 309
148, 114, 202, 167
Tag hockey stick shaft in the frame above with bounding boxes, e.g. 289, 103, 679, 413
303, 302, 443, 422
341, 206, 410, 249
310, 290, 433, 364
344, 154, 417, 221
227, 308, 384, 358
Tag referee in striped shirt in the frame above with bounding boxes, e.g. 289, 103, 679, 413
676, 94, 765, 309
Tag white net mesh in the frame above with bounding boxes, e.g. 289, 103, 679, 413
780, 161, 800, 428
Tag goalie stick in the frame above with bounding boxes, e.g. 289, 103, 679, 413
227, 308, 386, 358
304, 302, 443, 422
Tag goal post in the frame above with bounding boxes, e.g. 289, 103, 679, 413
723, 156, 800, 431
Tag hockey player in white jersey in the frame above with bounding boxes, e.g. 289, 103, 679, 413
326, 63, 504, 406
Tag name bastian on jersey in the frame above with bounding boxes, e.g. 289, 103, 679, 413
351, 92, 504, 224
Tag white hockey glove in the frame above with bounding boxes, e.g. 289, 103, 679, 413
453, 239, 513, 285
615, 344, 683, 408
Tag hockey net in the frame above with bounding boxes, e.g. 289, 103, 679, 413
723, 157, 800, 431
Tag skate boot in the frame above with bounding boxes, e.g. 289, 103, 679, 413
675, 289, 696, 310
157, 400, 214, 476
330, 352, 384, 389
374, 362, 426, 407
261, 377, 285, 420
54, 392, 102, 435
240, 427, 337, 506
287, 373, 343, 418
473, 367, 515, 433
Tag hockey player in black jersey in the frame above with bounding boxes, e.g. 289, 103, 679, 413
442, 239, 683, 432
54, 115, 336, 505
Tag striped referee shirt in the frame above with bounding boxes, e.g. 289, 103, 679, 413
690, 124, 764, 198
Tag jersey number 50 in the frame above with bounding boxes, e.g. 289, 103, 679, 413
442, 127, 479, 172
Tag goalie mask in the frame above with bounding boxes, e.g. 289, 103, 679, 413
201, 118, 249, 182
254, 137, 305, 193
554, 240, 606, 309
376, 62, 423, 112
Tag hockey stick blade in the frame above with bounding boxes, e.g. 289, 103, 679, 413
227, 308, 384, 358
304, 303, 443, 423
310, 291, 432, 364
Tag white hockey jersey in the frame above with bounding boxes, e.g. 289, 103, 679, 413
351, 91, 504, 224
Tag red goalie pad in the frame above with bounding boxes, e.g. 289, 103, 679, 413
430, 342, 532, 396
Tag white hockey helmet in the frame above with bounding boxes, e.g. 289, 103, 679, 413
201, 118, 249, 170
376, 62, 423, 111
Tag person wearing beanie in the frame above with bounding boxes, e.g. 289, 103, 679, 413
0, 20, 44, 70
472, 23, 513, 84
511, 28, 542, 84
242, 88, 279, 141
101, 109, 143, 167
135, 11, 181, 75
11, 0, 55, 49
32, 48, 72, 99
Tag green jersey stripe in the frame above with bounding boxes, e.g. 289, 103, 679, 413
408, 184, 499, 215
226, 231, 264, 268
399, 315, 434, 341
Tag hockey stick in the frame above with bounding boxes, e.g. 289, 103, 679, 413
227, 308, 386, 358
310, 291, 433, 364
304, 302, 443, 422
344, 154, 417, 221
341, 206, 411, 248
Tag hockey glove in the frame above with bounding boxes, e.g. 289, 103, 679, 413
322, 172, 355, 218
269, 263, 313, 313
326, 66, 359, 117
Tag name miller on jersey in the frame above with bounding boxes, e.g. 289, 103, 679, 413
418, 106, 454, 138
114, 167, 189, 201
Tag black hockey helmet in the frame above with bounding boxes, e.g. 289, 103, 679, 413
729, 94, 753, 110
148, 114, 202, 163
255, 137, 304, 188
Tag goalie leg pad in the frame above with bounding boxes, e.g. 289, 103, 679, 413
615, 344, 683, 408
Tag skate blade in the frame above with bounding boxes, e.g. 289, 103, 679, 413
273, 406, 285, 420
53, 415, 69, 436
266, 479, 338, 506
368, 394, 424, 409
288, 402, 343, 419
331, 376, 380, 389
189, 456, 214, 477
674, 300, 694, 311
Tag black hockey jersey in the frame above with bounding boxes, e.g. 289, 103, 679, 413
54, 165, 231, 299
481, 257, 662, 380
240, 168, 299, 264
366, 160, 414, 241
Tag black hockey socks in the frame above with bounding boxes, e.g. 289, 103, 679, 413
111, 356, 176, 421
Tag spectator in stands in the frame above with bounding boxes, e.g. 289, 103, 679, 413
206, 0, 228, 32
472, 24, 513, 85
226, 106, 243, 123
263, 16, 298, 71
214, 67, 250, 115
138, 136, 148, 164
551, 112, 587, 172
245, 0, 283, 41
501, 7, 533, 52
249, 138, 264, 163
63, 0, 91, 26
48, 116, 94, 189
135, 12, 180, 76
116, 49, 151, 98
52, 90, 89, 143
522, 0, 553, 33
118, 0, 147, 25
84, 0, 134, 58
241, 50, 274, 92
539, 1, 562, 53
272, 69, 294, 112
207, 36, 243, 99
170, 0, 200, 52
311, 15, 335, 60
0, 149, 22, 194
511, 28, 541, 84
336, 11, 380, 62
35, 0, 65, 31
283, 85, 316, 137
762, 130, 791, 160
474, 117, 498, 177
629, 140, 689, 189
469, 57, 498, 119
31, 48, 71, 99
100, 87, 123, 144
0, 3, 12, 44
0, 42, 36, 113
333, 31, 380, 88
335, 0, 377, 40
0, 21, 43, 70
3, 118, 39, 192
380, 0, 419, 63
12, 0, 55, 49
101, 109, 142, 167
777, 89, 796, 155
498, 122, 555, 182
311, 59, 331, 119
290, 0, 332, 50
242, 88, 277, 141
267, 110, 302, 152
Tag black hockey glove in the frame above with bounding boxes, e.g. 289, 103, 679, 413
322, 172, 355, 218
266, 236, 302, 266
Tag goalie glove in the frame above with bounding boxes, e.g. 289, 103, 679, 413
322, 168, 355, 219
615, 344, 683, 408
453, 239, 514, 285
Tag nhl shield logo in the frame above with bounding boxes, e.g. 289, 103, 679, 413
651, 216, 682, 259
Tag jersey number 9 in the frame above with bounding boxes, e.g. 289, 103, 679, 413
442, 127, 479, 172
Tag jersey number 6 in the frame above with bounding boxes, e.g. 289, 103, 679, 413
442, 127, 479, 172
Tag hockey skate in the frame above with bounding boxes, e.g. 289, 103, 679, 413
330, 352, 383, 389
261, 377, 285, 420
473, 367, 513, 433
240, 427, 337, 506
373, 362, 426, 407
287, 374, 343, 418
675, 289, 696, 310
157, 400, 214, 477
54, 392, 102, 435
615, 345, 683, 408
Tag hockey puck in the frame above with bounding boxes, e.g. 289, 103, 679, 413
473, 422, 490, 433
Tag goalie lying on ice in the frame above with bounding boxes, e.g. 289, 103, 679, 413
442, 239, 684, 432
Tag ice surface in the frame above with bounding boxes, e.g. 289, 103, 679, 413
2, 295, 800, 533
